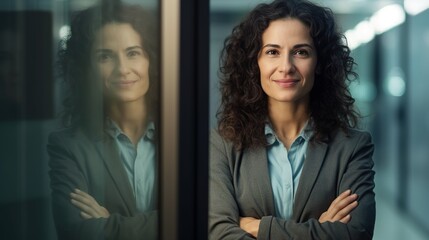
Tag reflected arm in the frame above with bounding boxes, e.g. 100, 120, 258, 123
47, 130, 157, 240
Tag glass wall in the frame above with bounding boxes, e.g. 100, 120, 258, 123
0, 0, 57, 238
0, 0, 164, 239
0, 0, 210, 238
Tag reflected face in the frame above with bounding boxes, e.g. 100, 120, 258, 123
258, 18, 317, 104
92, 23, 149, 103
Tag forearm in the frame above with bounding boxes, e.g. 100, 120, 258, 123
258, 215, 373, 240
104, 211, 158, 240
52, 186, 157, 240
209, 218, 255, 240
53, 201, 157, 240
51, 195, 106, 240
48, 132, 158, 240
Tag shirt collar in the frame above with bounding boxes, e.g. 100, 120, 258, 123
265, 119, 313, 146
301, 119, 314, 141
105, 118, 155, 141
264, 123, 277, 145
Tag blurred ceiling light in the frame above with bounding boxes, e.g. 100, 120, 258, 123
59, 25, 70, 39
344, 29, 360, 50
404, 0, 429, 16
386, 67, 406, 97
387, 76, 406, 97
355, 20, 375, 43
59, 25, 71, 50
370, 4, 406, 34
346, 4, 405, 50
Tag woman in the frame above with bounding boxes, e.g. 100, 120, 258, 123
48, 1, 158, 239
210, 0, 375, 239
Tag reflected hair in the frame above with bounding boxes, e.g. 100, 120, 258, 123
58, 0, 159, 129
217, 0, 359, 149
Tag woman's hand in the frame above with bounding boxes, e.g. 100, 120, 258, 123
70, 188, 110, 219
239, 189, 356, 237
319, 189, 358, 223
240, 217, 261, 238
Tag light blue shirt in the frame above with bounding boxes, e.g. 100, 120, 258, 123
265, 121, 313, 220
106, 120, 156, 213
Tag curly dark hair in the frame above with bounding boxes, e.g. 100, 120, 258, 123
217, 0, 359, 149
58, 0, 159, 130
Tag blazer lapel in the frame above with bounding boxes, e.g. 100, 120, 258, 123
94, 136, 136, 214
245, 146, 276, 215
293, 140, 328, 219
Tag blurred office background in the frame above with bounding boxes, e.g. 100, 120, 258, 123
210, 0, 429, 239
0, 0, 428, 239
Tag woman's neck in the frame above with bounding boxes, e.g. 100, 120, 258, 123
107, 99, 148, 145
268, 99, 310, 148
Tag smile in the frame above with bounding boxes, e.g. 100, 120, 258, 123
111, 80, 138, 87
273, 79, 299, 88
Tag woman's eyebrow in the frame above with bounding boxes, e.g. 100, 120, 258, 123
125, 46, 143, 51
94, 46, 143, 53
293, 43, 314, 49
94, 48, 113, 54
261, 43, 281, 49
261, 43, 314, 49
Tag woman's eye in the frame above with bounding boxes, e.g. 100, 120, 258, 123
128, 50, 141, 57
96, 53, 112, 62
294, 49, 309, 57
265, 49, 279, 55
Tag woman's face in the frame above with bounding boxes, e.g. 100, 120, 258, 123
92, 23, 149, 103
258, 18, 317, 105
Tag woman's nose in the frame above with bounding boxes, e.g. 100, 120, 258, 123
116, 55, 131, 75
278, 55, 295, 74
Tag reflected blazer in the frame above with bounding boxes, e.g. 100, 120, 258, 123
209, 128, 375, 240
47, 128, 157, 240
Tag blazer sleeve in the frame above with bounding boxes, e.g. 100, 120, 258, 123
47, 131, 158, 240
257, 131, 376, 240
209, 130, 255, 240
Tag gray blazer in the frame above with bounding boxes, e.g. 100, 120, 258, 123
209, 128, 375, 240
48, 128, 157, 240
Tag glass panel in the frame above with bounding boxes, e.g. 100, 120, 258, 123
0, 0, 161, 239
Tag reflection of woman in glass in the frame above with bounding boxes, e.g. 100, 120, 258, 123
48, 1, 158, 239
210, 0, 375, 239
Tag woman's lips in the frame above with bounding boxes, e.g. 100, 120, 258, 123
273, 79, 299, 88
112, 80, 138, 87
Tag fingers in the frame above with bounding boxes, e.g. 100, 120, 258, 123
71, 196, 101, 218
339, 214, 351, 224
327, 189, 353, 212
239, 217, 260, 238
80, 211, 92, 219
328, 190, 357, 213
335, 199, 358, 221
70, 188, 108, 219
319, 189, 359, 223
71, 189, 96, 204
240, 217, 257, 226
